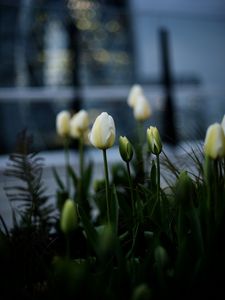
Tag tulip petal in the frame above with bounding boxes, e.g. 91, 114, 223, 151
90, 112, 115, 149
204, 123, 225, 159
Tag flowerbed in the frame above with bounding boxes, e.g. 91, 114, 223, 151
1, 85, 225, 300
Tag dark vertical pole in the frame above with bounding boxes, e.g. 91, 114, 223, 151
159, 28, 177, 145
126, 0, 137, 83
67, 21, 82, 151
67, 21, 82, 112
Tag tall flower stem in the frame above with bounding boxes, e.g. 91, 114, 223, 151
126, 161, 135, 248
103, 149, 110, 224
126, 161, 134, 219
135, 121, 145, 183
64, 137, 70, 194
204, 156, 214, 241
79, 134, 84, 180
137, 120, 144, 144
156, 154, 161, 222
79, 134, 84, 203
214, 160, 220, 222
224, 158, 225, 178
66, 234, 70, 259
223, 158, 225, 189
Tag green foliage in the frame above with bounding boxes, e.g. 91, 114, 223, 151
4, 130, 54, 229
1, 132, 225, 299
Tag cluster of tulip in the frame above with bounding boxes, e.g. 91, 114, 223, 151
56, 85, 160, 227
2, 84, 225, 300
56, 84, 225, 234
56, 84, 152, 142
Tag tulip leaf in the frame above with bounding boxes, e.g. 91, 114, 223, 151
79, 207, 99, 255
67, 165, 78, 189
188, 208, 204, 256
83, 162, 93, 190
56, 190, 69, 211
150, 160, 157, 190
53, 167, 65, 191
110, 185, 119, 234
117, 191, 132, 222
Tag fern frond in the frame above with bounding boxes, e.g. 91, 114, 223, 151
4, 130, 55, 229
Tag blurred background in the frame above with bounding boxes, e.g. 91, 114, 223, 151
0, 0, 225, 153
1, 0, 225, 227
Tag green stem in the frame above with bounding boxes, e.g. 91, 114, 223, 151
103, 149, 110, 224
66, 234, 70, 259
156, 154, 161, 222
79, 134, 84, 203
126, 161, 135, 251
214, 159, 220, 223
126, 161, 134, 219
79, 134, 84, 179
224, 158, 225, 179
223, 158, 225, 190
204, 156, 214, 240
135, 120, 145, 183
64, 137, 70, 195
137, 120, 144, 144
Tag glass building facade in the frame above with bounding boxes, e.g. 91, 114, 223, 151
0, 0, 225, 153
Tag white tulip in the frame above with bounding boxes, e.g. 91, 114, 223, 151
89, 112, 116, 149
56, 110, 70, 137
70, 110, 89, 139
133, 93, 151, 121
221, 114, 225, 135
127, 84, 143, 108
147, 126, 162, 155
204, 123, 225, 159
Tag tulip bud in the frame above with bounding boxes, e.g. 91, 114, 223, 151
127, 84, 143, 108
60, 199, 78, 234
132, 284, 152, 300
89, 112, 116, 150
133, 94, 151, 121
93, 179, 105, 193
154, 245, 168, 267
70, 110, 89, 139
56, 110, 70, 137
147, 126, 162, 155
204, 123, 225, 159
221, 114, 225, 135
98, 224, 115, 257
119, 136, 133, 162
176, 171, 195, 209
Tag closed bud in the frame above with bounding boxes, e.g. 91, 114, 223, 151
60, 199, 78, 234
127, 84, 143, 108
147, 126, 162, 155
56, 111, 70, 137
93, 179, 105, 193
132, 284, 152, 300
204, 123, 225, 159
134, 94, 151, 121
154, 245, 168, 267
89, 112, 116, 150
70, 110, 89, 139
176, 171, 195, 209
119, 136, 133, 162
98, 224, 115, 256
